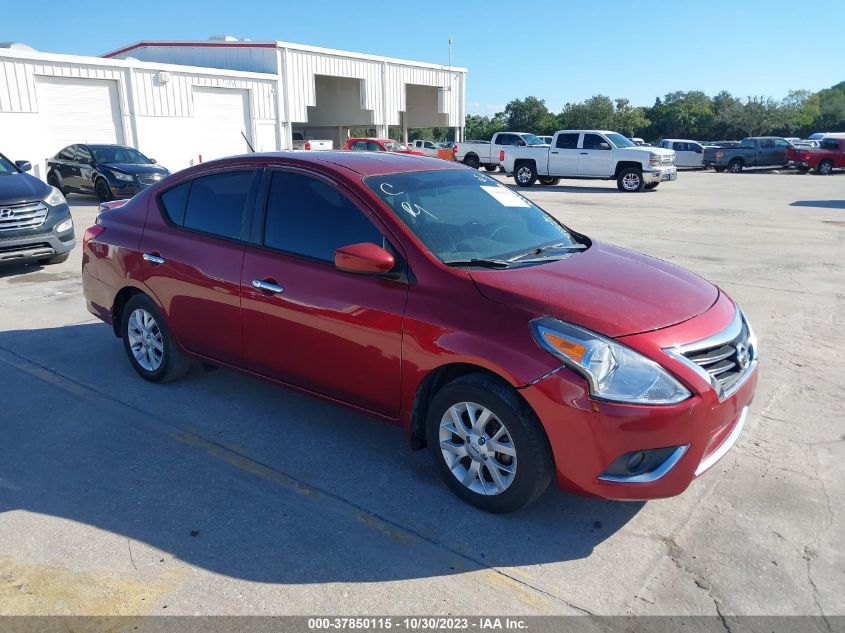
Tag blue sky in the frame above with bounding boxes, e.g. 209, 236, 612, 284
5, 0, 844, 115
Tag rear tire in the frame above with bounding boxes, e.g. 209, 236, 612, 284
714, 166, 726, 173
121, 294, 191, 383
539, 177, 560, 186
617, 167, 645, 192
425, 373, 554, 513
47, 172, 66, 195
514, 162, 537, 187
727, 159, 743, 173
816, 159, 833, 175
463, 155, 480, 170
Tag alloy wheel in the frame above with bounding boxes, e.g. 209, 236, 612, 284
439, 401, 517, 495
127, 308, 164, 371
516, 166, 532, 184
622, 172, 641, 190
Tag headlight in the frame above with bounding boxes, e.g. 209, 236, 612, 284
648, 154, 660, 167
111, 171, 134, 182
43, 186, 66, 206
55, 217, 73, 233
531, 317, 691, 405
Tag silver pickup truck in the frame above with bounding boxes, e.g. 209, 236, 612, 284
292, 132, 333, 151
502, 130, 677, 192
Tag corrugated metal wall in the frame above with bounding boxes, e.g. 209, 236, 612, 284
0, 55, 276, 120
119, 45, 278, 74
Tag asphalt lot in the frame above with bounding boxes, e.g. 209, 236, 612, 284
0, 168, 842, 617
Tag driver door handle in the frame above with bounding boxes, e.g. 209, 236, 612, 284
143, 253, 165, 265
252, 279, 284, 294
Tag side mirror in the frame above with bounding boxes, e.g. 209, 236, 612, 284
599, 142, 611, 150
517, 140, 526, 146
335, 242, 395, 275
149, 158, 157, 164
15, 160, 32, 172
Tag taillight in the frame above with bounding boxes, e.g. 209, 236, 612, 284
452, 144, 458, 155
304, 142, 311, 151
715, 151, 724, 160
499, 149, 505, 161
83, 225, 106, 250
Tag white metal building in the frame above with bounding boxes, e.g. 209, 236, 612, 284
0, 38, 467, 180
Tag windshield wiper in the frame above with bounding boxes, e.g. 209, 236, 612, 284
507, 242, 587, 263
443, 258, 511, 269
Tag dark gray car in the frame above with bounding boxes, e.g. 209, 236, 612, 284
703, 137, 791, 172
0, 152, 75, 265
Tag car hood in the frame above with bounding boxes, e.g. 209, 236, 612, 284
0, 172, 51, 205
469, 241, 718, 338
103, 163, 168, 175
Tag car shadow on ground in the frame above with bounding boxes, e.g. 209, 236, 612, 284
790, 200, 845, 209
0, 322, 643, 585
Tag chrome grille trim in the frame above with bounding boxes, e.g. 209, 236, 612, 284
663, 307, 757, 402
0, 202, 49, 232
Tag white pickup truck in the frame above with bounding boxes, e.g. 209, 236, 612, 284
454, 132, 547, 171
502, 130, 677, 192
292, 132, 333, 151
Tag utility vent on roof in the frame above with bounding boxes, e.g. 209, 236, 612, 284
208, 35, 253, 42
0, 42, 37, 51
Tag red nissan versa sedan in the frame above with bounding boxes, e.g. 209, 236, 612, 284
82, 151, 758, 513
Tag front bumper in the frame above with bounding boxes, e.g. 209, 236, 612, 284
643, 166, 677, 183
109, 182, 147, 199
0, 230, 76, 263
520, 293, 757, 500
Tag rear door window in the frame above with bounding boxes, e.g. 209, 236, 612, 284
180, 170, 255, 240
555, 133, 579, 149
262, 171, 383, 262
57, 147, 75, 161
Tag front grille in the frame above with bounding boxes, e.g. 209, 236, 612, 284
666, 309, 756, 401
0, 201, 48, 232
138, 174, 163, 185
661, 154, 675, 166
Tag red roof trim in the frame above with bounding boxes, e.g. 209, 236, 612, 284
103, 41, 277, 58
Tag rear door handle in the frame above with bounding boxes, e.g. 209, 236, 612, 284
143, 253, 165, 265
580, 152, 588, 155
550, 151, 559, 154
252, 279, 284, 294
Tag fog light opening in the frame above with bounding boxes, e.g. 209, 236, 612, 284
599, 445, 688, 483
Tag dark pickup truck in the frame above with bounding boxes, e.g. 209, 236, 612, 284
788, 136, 845, 175
703, 137, 792, 172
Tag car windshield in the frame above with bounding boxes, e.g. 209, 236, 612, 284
364, 169, 582, 265
606, 133, 636, 148
91, 146, 152, 164
384, 142, 409, 151
522, 134, 545, 146
0, 154, 17, 175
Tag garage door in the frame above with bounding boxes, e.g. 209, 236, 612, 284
36, 77, 124, 154
192, 88, 252, 162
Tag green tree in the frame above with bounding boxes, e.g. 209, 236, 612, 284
612, 98, 650, 136
559, 95, 616, 130
503, 97, 556, 134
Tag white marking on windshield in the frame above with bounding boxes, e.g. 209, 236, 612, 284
380, 182, 404, 196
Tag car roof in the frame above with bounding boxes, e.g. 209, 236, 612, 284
180, 151, 464, 177
346, 138, 396, 143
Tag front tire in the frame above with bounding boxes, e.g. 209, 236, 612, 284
539, 177, 560, 186
121, 294, 191, 383
95, 178, 113, 202
727, 159, 743, 173
714, 166, 726, 173
514, 162, 538, 187
617, 167, 645, 192
425, 374, 553, 513
816, 159, 833, 175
